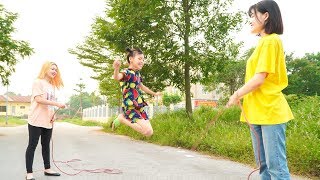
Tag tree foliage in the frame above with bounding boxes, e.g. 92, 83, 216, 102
69, 92, 103, 110
203, 44, 248, 98
284, 52, 320, 96
58, 92, 104, 117
162, 93, 182, 108
0, 4, 33, 85
70, 0, 243, 114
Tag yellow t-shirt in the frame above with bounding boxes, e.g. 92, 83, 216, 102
28, 79, 56, 129
240, 34, 294, 125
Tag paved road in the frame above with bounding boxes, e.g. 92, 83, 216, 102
0, 123, 309, 180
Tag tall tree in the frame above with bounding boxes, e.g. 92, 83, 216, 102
70, 0, 243, 115
70, 0, 171, 108
0, 4, 33, 85
73, 78, 86, 116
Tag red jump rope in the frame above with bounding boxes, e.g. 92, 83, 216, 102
50, 108, 122, 176
191, 104, 261, 180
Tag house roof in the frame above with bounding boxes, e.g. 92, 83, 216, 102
0, 95, 6, 102
0, 95, 31, 103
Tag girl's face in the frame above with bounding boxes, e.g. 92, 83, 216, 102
46, 64, 58, 80
129, 53, 145, 70
249, 9, 269, 36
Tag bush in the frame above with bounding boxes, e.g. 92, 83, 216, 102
286, 96, 320, 177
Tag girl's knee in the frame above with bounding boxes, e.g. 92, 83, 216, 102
118, 114, 124, 120
118, 114, 127, 123
27, 140, 39, 149
26, 144, 38, 152
143, 128, 153, 137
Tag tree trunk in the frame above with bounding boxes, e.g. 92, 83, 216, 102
183, 0, 192, 115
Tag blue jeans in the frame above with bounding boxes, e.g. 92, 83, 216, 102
250, 123, 290, 180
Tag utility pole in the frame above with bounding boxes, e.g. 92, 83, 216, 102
5, 85, 8, 125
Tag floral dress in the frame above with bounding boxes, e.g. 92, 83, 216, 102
120, 68, 149, 123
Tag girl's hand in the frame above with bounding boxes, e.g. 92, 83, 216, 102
226, 92, 240, 108
154, 92, 162, 96
57, 103, 66, 109
113, 59, 121, 69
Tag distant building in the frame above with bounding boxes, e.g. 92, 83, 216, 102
165, 83, 222, 108
0, 95, 31, 117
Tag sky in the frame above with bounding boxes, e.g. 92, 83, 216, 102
0, 0, 319, 103
0, 0, 106, 102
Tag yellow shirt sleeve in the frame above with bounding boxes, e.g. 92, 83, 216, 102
255, 42, 276, 74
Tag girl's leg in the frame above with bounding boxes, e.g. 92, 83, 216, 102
262, 123, 290, 180
250, 125, 270, 180
117, 114, 143, 132
26, 124, 42, 173
136, 119, 153, 137
117, 114, 153, 137
40, 127, 53, 170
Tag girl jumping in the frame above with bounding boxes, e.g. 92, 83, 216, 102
112, 47, 161, 137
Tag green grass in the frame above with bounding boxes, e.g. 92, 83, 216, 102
285, 96, 320, 177
102, 96, 320, 178
103, 107, 254, 164
59, 118, 103, 127
0, 116, 27, 126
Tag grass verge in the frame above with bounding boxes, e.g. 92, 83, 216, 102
101, 96, 319, 178
0, 116, 27, 127
60, 118, 103, 127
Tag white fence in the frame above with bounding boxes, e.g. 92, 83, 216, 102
82, 104, 171, 122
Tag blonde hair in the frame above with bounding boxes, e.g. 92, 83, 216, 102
37, 61, 64, 89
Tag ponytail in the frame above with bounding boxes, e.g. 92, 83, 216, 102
126, 47, 143, 63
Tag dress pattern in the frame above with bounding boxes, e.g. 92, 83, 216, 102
120, 68, 149, 123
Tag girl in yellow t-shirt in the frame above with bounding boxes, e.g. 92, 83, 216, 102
25, 61, 66, 180
226, 1, 293, 179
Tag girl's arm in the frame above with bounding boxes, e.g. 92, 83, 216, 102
34, 96, 66, 108
226, 72, 267, 107
113, 59, 124, 81
140, 83, 161, 96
